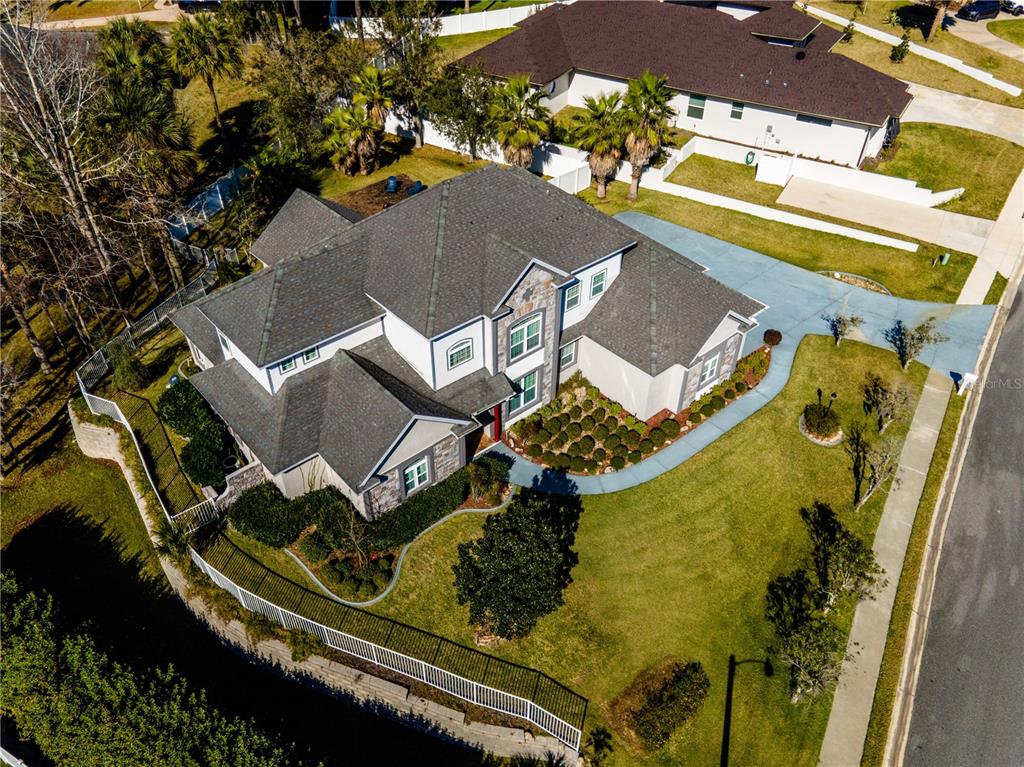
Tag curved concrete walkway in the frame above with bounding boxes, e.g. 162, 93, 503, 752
902, 83, 1024, 146
946, 13, 1024, 64
497, 214, 995, 495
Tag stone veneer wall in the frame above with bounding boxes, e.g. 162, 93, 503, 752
365, 433, 464, 518
494, 266, 560, 418
681, 332, 744, 408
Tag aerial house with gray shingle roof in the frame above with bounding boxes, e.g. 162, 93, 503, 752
463, 0, 913, 168
173, 167, 763, 517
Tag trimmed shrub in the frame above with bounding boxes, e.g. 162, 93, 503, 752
582, 399, 595, 412
541, 450, 557, 465
525, 443, 543, 458
648, 427, 666, 446
356, 582, 376, 600
554, 453, 572, 470
724, 388, 736, 401
569, 455, 586, 473
689, 411, 703, 424
579, 435, 596, 454
543, 418, 562, 436
229, 482, 306, 548
302, 489, 361, 553
624, 430, 641, 449
610, 455, 626, 470
711, 395, 725, 411
370, 568, 391, 590
550, 435, 566, 451
584, 459, 598, 473
593, 447, 607, 462
736, 381, 748, 393
604, 416, 619, 432
803, 403, 840, 438
763, 329, 782, 346
626, 660, 711, 752
628, 450, 643, 464
612, 443, 629, 458
181, 441, 225, 488
580, 414, 595, 432
738, 350, 770, 380
638, 438, 654, 455
567, 441, 583, 457
555, 429, 569, 444
593, 423, 609, 441
700, 403, 714, 418
532, 428, 551, 445
299, 531, 332, 563
604, 433, 621, 450
592, 406, 606, 423
158, 381, 219, 438
569, 405, 582, 420
109, 341, 147, 392
586, 386, 600, 400
609, 402, 622, 416
661, 419, 681, 439
566, 422, 583, 439
616, 425, 630, 440
368, 468, 470, 549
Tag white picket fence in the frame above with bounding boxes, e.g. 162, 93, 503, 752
329, 1, 555, 36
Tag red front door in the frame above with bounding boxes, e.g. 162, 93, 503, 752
492, 405, 502, 440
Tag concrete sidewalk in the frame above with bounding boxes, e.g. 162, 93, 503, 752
945, 14, 1024, 64
902, 84, 1024, 146
957, 167, 1024, 303
818, 369, 954, 767
777, 177, 994, 255
40, 0, 181, 29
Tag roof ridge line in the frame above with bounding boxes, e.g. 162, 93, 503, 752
257, 268, 284, 366
648, 245, 658, 375
424, 183, 450, 339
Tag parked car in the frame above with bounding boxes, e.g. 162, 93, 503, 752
1001, 0, 1024, 16
177, 0, 222, 12
957, 1, 1001, 20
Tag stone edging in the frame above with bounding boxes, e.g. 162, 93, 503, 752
66, 405, 576, 764
798, 413, 845, 446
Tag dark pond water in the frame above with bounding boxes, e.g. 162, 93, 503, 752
2, 508, 491, 767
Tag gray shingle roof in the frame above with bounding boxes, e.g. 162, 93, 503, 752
190, 337, 510, 488
463, 1, 912, 127
170, 304, 224, 365
250, 189, 362, 268
562, 238, 765, 376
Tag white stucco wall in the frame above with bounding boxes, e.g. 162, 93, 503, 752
577, 337, 653, 418
269, 454, 367, 514
265, 318, 385, 392
380, 308, 434, 387
696, 315, 748, 358
217, 333, 272, 393
431, 318, 488, 390
377, 419, 457, 474
560, 252, 623, 330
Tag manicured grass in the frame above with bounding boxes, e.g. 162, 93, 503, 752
818, 1, 1024, 107
988, 18, 1024, 47
827, 22, 1023, 108
666, 154, 781, 206
438, 27, 515, 62
373, 336, 928, 766
47, 0, 154, 21
865, 124, 1024, 220
580, 181, 973, 303
315, 137, 489, 200
224, 527, 323, 591
859, 387, 966, 767
984, 272, 1009, 305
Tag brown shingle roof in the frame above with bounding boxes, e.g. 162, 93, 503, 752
463, 1, 911, 127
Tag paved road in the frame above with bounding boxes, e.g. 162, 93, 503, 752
904, 284, 1024, 767
902, 84, 1024, 147
946, 13, 1024, 64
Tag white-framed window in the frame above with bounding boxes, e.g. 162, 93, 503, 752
590, 270, 607, 298
797, 113, 833, 128
403, 457, 430, 494
302, 346, 320, 364
700, 354, 720, 385
280, 357, 297, 373
509, 314, 542, 361
687, 94, 706, 119
564, 283, 581, 311
509, 370, 539, 413
447, 339, 473, 369
730, 101, 744, 120
559, 342, 577, 369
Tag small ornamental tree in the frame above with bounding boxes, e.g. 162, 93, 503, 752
861, 373, 912, 432
802, 388, 840, 438
452, 493, 576, 639
821, 311, 863, 346
890, 30, 911, 63
883, 317, 947, 369
426, 63, 497, 160
841, 20, 855, 43
108, 341, 147, 392
777, 617, 849, 701
800, 501, 884, 610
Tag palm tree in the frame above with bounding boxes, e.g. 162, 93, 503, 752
622, 70, 677, 201
323, 105, 379, 175
352, 65, 395, 130
488, 75, 550, 169
170, 13, 243, 147
572, 93, 626, 200
97, 17, 174, 92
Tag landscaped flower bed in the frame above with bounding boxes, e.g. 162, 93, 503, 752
507, 348, 772, 475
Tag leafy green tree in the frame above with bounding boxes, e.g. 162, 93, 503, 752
374, 0, 443, 147
108, 340, 147, 392
572, 93, 626, 199
821, 310, 863, 346
488, 74, 550, 169
452, 493, 576, 639
800, 500, 883, 610
622, 70, 676, 201
883, 317, 946, 369
352, 64, 395, 129
777, 617, 849, 701
323, 105, 379, 175
171, 13, 244, 146
861, 373, 911, 432
890, 29, 911, 63
427, 63, 497, 160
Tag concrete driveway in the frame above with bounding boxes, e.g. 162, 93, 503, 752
902, 83, 1024, 146
496, 214, 995, 494
945, 12, 1024, 63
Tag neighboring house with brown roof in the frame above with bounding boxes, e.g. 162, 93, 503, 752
463, 0, 913, 167
172, 167, 763, 517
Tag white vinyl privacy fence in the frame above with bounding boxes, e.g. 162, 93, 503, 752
329, 1, 555, 36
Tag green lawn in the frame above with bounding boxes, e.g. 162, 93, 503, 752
580, 181, 973, 303
818, 1, 1024, 107
666, 154, 781, 206
372, 336, 927, 766
865, 124, 1024, 220
47, 0, 153, 21
859, 389, 965, 767
438, 27, 515, 62
988, 18, 1024, 47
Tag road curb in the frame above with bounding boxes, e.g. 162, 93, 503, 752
883, 252, 1024, 766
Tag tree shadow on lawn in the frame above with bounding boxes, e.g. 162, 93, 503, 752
519, 469, 584, 573
2, 508, 491, 766
195, 100, 267, 177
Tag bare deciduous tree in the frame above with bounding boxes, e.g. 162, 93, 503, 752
862, 373, 912, 432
